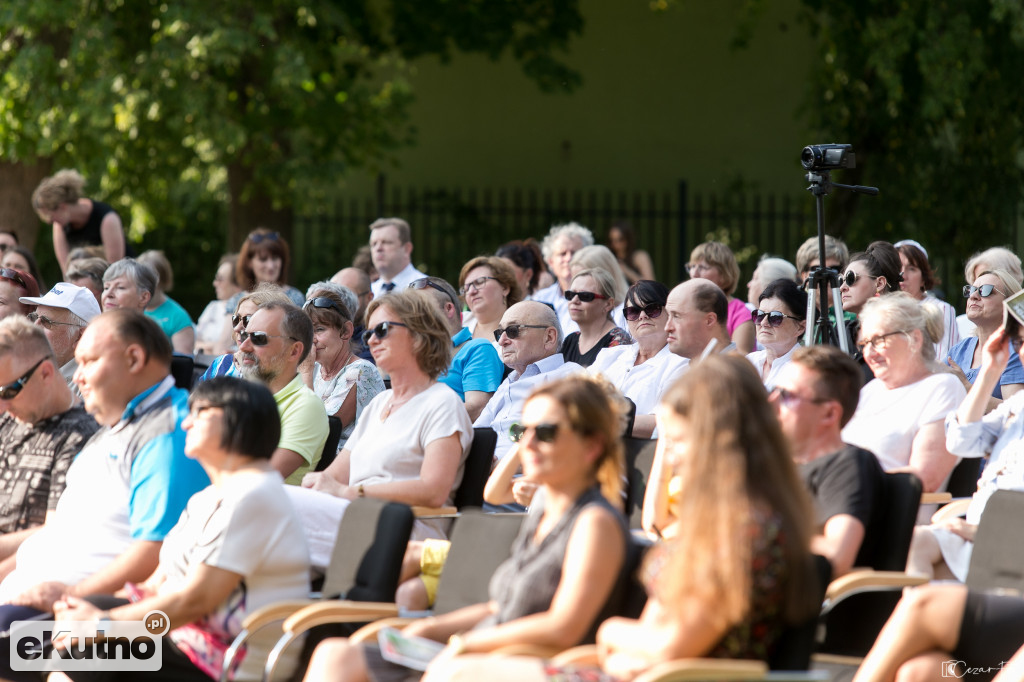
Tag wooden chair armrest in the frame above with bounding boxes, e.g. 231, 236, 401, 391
412, 506, 459, 519
931, 498, 972, 523
492, 643, 563, 658
240, 599, 317, 631
282, 600, 399, 636
633, 657, 767, 682
349, 617, 422, 644
552, 645, 599, 666
921, 492, 952, 505
813, 652, 865, 667
825, 571, 928, 601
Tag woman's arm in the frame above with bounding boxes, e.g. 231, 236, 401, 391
731, 320, 755, 355
957, 329, 1010, 425
641, 439, 675, 537
896, 420, 959, 493
99, 212, 126, 264
453, 506, 626, 653
634, 251, 655, 281
403, 602, 496, 642
53, 224, 70, 277
483, 448, 521, 506
302, 447, 352, 492
631, 414, 656, 439
170, 326, 195, 355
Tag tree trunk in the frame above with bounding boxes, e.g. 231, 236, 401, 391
226, 161, 293, 250
0, 159, 53, 252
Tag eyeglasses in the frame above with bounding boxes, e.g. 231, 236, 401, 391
304, 297, 350, 319
685, 262, 713, 275
459, 276, 498, 296
187, 404, 220, 420
249, 231, 281, 245
856, 330, 909, 354
963, 284, 1005, 299
623, 303, 664, 321
770, 386, 830, 410
752, 310, 802, 327
239, 330, 298, 346
230, 313, 252, 328
0, 357, 47, 400
841, 270, 877, 288
361, 321, 408, 345
27, 312, 83, 330
564, 290, 609, 303
0, 268, 27, 290
409, 279, 459, 309
508, 422, 560, 443
493, 324, 548, 342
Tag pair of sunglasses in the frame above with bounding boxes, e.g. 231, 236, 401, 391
27, 312, 82, 330
249, 231, 281, 245
563, 290, 609, 303
361, 320, 408, 345
0, 268, 27, 290
623, 303, 664, 321
751, 310, 801, 327
408, 279, 459, 309
963, 284, 1004, 299
508, 422, 560, 443
841, 270, 877, 287
239, 330, 297, 346
304, 297, 350, 319
230, 313, 252, 328
0, 357, 46, 400
493, 324, 548, 343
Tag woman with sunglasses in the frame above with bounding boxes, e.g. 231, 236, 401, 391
946, 270, 1024, 405
197, 284, 293, 382
304, 375, 628, 682
841, 293, 966, 499
746, 279, 808, 389
51, 377, 310, 681
589, 280, 687, 438
569, 246, 631, 331
560, 269, 631, 368
837, 242, 903, 350
302, 290, 473, 542
458, 256, 522, 345
0, 267, 39, 320
436, 357, 819, 682
301, 287, 384, 451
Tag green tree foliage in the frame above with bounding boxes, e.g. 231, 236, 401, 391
798, 0, 1024, 260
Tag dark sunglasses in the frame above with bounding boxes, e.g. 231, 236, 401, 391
508, 422, 560, 443
841, 270, 877, 287
304, 297, 350, 319
27, 312, 82, 330
0, 357, 46, 400
0, 268, 27, 290
230, 313, 252, 328
361, 321, 408, 345
563, 290, 609, 303
249, 231, 281, 245
623, 303, 664, 321
493, 324, 548, 342
963, 284, 1004, 299
408, 279, 459, 309
752, 310, 802, 327
239, 330, 297, 346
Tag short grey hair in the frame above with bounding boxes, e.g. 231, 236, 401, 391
305, 280, 357, 318
756, 256, 799, 284
102, 258, 157, 297
541, 222, 594, 260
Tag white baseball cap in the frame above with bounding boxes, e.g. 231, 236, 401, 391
20, 282, 101, 322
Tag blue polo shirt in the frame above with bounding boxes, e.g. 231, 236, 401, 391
439, 327, 504, 399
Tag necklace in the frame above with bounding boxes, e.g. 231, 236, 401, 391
321, 350, 355, 380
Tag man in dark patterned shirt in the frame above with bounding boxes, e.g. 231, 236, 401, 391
0, 316, 98, 562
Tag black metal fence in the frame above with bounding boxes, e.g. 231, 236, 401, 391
293, 178, 818, 288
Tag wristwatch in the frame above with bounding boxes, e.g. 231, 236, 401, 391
357, 484, 365, 498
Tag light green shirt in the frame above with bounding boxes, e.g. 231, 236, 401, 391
274, 374, 329, 485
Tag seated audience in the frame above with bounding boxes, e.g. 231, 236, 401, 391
304, 375, 629, 682
1, 246, 46, 293
746, 254, 798, 308
533, 223, 595, 334
139, 249, 196, 354
947, 269, 1023, 402
771, 346, 886, 577
607, 220, 655, 284
841, 293, 966, 497
446, 355, 819, 681
410, 276, 502, 422
956, 246, 1023, 338
53, 377, 310, 681
458, 255, 521, 345
101, 257, 156, 313
198, 284, 293, 381
20, 282, 101, 396
746, 279, 807, 389
195, 253, 241, 356
0, 267, 39, 319
664, 278, 736, 360
590, 280, 687, 438
896, 239, 959, 359
301, 287, 384, 450
687, 240, 754, 353
560, 268, 631, 367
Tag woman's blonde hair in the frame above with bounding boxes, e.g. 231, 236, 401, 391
526, 375, 627, 509
32, 169, 86, 212
965, 247, 1023, 285
236, 282, 293, 313
690, 241, 740, 295
571, 268, 619, 321
653, 355, 817, 628
366, 290, 452, 380
859, 291, 944, 365
570, 245, 629, 302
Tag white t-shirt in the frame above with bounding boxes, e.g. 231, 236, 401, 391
160, 470, 309, 681
589, 343, 688, 417
842, 372, 966, 471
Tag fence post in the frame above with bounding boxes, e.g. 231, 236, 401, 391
677, 180, 688, 283
375, 173, 386, 217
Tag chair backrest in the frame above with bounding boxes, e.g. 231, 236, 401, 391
452, 427, 498, 509
868, 472, 922, 572
768, 554, 832, 670
625, 439, 658, 529
321, 498, 415, 602
314, 416, 344, 473
966, 489, 1024, 593
432, 510, 524, 615
170, 354, 195, 390
946, 457, 982, 498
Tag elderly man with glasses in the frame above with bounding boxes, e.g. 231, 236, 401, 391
20, 282, 101, 398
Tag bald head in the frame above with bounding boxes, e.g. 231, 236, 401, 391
664, 278, 730, 359
496, 301, 562, 373
331, 267, 373, 323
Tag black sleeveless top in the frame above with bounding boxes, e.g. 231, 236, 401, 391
65, 200, 133, 255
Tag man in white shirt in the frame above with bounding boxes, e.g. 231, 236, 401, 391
474, 301, 584, 463
664, 278, 737, 360
368, 218, 425, 298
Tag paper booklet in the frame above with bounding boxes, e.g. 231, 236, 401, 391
1004, 289, 1024, 340
377, 626, 447, 671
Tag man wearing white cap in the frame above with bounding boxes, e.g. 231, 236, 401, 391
20, 282, 101, 397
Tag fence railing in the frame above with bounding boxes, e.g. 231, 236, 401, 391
293, 178, 818, 288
